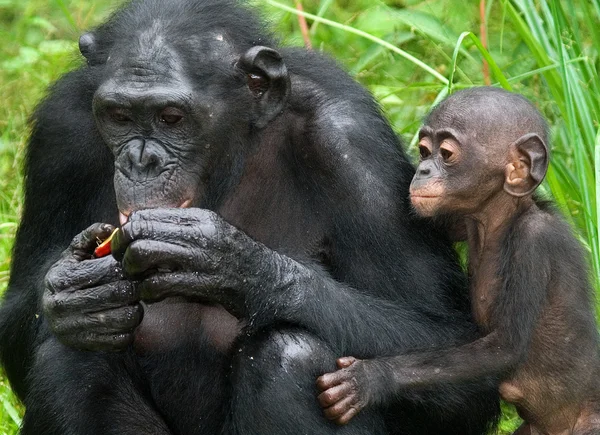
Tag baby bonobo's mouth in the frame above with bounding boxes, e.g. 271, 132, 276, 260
118, 198, 193, 225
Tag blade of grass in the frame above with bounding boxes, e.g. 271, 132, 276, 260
550, 0, 598, 250
52, 0, 77, 31
309, 0, 334, 36
264, 0, 449, 85
595, 129, 600, 287
447, 31, 512, 91
503, 0, 565, 112
501, 57, 588, 84
448, 32, 471, 93
1, 397, 21, 427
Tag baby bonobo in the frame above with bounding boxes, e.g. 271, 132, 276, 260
317, 87, 600, 435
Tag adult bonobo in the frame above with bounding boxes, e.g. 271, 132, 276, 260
0, 0, 499, 433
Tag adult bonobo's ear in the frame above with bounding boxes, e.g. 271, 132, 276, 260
504, 133, 549, 197
237, 46, 290, 128
79, 32, 97, 64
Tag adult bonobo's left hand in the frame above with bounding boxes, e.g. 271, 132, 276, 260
111, 208, 283, 318
42, 223, 143, 351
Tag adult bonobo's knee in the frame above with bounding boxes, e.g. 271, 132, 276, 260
228, 329, 388, 435
236, 329, 336, 381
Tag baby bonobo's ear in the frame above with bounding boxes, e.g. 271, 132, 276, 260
503, 133, 549, 197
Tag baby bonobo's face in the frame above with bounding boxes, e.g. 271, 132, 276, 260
409, 87, 549, 218
409, 121, 500, 217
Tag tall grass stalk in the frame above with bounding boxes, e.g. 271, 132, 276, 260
263, 0, 450, 85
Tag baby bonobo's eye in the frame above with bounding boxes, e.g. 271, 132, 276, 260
440, 148, 453, 161
418, 140, 432, 159
439, 140, 459, 165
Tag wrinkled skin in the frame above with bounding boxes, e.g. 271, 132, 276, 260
42, 207, 301, 352
111, 208, 274, 317
43, 223, 141, 351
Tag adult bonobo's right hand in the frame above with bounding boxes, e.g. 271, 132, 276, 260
42, 223, 142, 351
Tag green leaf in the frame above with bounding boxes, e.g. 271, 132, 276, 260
391, 8, 461, 47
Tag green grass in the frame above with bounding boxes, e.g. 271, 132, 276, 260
0, 0, 598, 433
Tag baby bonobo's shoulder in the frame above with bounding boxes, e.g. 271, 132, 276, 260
512, 200, 570, 248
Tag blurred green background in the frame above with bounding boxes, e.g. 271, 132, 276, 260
0, 0, 598, 433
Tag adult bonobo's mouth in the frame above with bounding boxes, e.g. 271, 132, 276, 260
118, 198, 193, 225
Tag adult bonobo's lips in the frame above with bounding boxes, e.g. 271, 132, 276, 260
118, 198, 193, 225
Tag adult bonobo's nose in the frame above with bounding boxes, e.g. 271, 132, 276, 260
121, 138, 167, 178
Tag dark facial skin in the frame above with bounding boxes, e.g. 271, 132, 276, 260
317, 87, 600, 434
92, 35, 288, 222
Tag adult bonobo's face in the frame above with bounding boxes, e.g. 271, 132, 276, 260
86, 25, 289, 223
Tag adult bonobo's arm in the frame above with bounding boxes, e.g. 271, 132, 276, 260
0, 68, 129, 397
110, 208, 450, 356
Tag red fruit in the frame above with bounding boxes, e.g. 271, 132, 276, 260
94, 228, 119, 258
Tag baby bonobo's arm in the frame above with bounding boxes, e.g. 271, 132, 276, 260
317, 216, 551, 425
317, 333, 511, 424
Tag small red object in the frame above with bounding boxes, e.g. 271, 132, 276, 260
94, 228, 119, 258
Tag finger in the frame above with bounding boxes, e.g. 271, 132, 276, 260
336, 407, 360, 426
130, 208, 218, 226
317, 382, 353, 407
61, 331, 134, 352
137, 272, 224, 302
113, 211, 219, 261
323, 395, 357, 421
43, 281, 138, 315
110, 225, 131, 261
121, 240, 199, 277
337, 356, 357, 369
316, 371, 346, 391
45, 256, 124, 293
51, 304, 143, 336
70, 223, 116, 260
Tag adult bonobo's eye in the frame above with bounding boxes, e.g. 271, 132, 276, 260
107, 107, 132, 124
159, 107, 184, 125
247, 73, 269, 97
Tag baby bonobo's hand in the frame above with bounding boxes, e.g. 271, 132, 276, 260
316, 357, 370, 425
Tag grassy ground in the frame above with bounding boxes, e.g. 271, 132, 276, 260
0, 0, 598, 433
